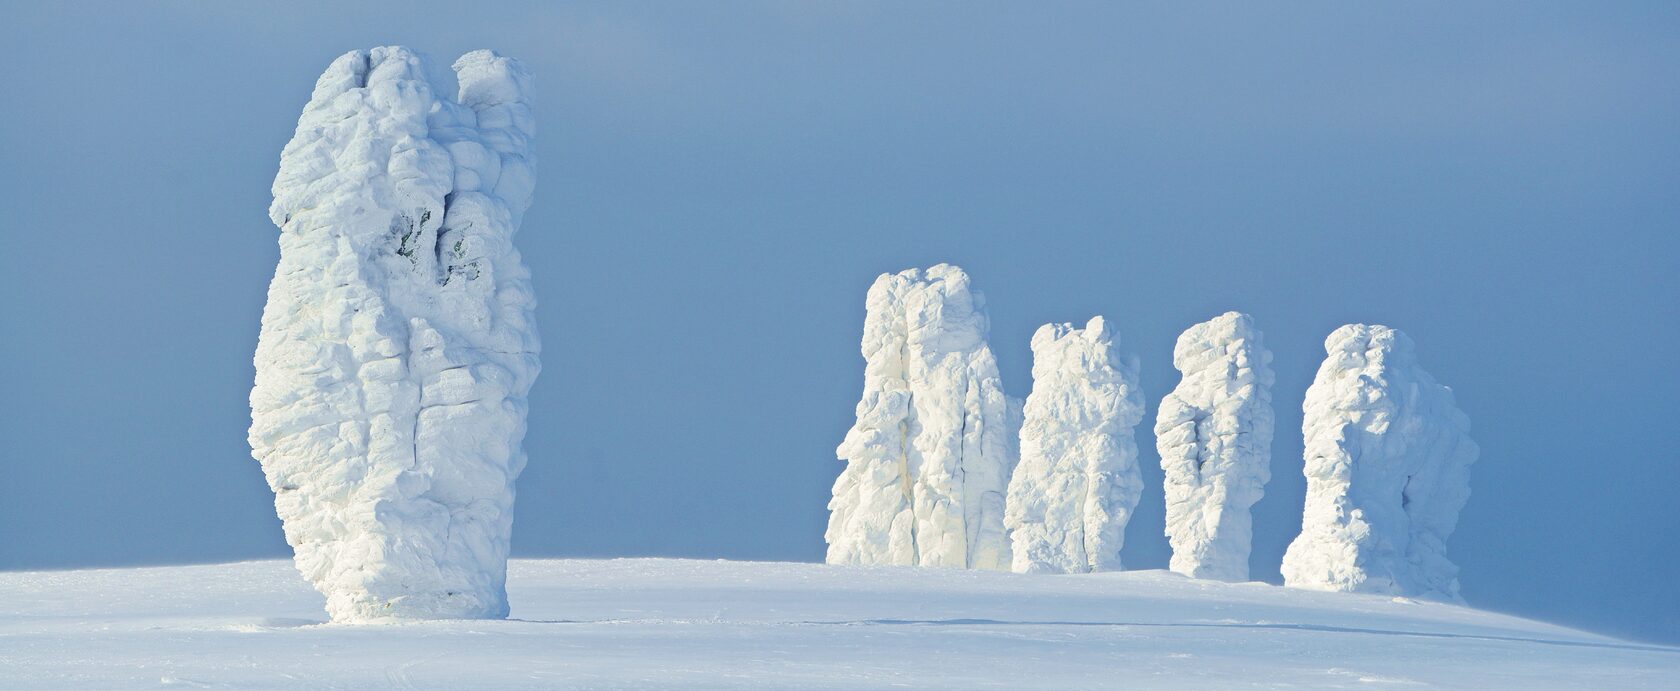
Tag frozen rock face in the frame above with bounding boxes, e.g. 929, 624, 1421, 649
249, 47, 539, 621
1005, 317, 1145, 574
1281, 325, 1477, 602
827, 265, 1018, 570
1155, 312, 1274, 582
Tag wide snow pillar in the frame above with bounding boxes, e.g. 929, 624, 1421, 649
1281, 324, 1477, 602
250, 47, 540, 621
827, 264, 1016, 570
1004, 317, 1145, 573
1155, 312, 1275, 582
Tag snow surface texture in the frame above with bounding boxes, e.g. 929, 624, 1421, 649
1155, 312, 1275, 582
1005, 316, 1145, 574
2, 559, 1674, 689
1281, 324, 1478, 602
249, 47, 539, 622
827, 265, 1019, 570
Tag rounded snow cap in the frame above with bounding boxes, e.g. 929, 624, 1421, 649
1171, 311, 1258, 370
454, 50, 532, 108
1324, 323, 1417, 368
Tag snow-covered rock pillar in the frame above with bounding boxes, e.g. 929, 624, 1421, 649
1281, 324, 1477, 601
1155, 312, 1274, 582
249, 47, 540, 621
826, 265, 1017, 570
1004, 317, 1145, 574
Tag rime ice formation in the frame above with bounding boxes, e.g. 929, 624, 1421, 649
1155, 312, 1275, 582
827, 265, 1018, 570
1005, 317, 1145, 574
1281, 325, 1477, 602
249, 47, 539, 621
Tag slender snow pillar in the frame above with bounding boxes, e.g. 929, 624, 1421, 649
1155, 312, 1274, 582
1281, 325, 1477, 602
1004, 317, 1145, 574
827, 264, 1016, 570
250, 47, 540, 621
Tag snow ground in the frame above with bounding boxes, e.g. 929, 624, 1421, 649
0, 559, 1672, 689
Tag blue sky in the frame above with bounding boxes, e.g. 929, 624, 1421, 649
1, 2, 1675, 642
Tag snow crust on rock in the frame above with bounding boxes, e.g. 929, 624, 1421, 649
1005, 316, 1145, 574
1281, 324, 1477, 602
1155, 312, 1274, 582
249, 46, 539, 621
827, 265, 1018, 570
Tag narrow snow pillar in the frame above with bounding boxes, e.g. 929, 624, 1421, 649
1004, 317, 1145, 574
827, 264, 1016, 570
1281, 325, 1478, 601
250, 47, 540, 621
1155, 312, 1275, 582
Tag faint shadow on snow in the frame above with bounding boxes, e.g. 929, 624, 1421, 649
480, 613, 1679, 655
226, 617, 327, 632
784, 618, 1680, 654
259, 617, 323, 628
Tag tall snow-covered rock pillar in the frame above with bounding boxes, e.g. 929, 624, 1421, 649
1004, 316, 1145, 574
249, 47, 540, 621
1155, 312, 1274, 582
826, 265, 1018, 570
1281, 324, 1477, 602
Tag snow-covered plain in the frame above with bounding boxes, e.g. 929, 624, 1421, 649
1, 559, 1673, 689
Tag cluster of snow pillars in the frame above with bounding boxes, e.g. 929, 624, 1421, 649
249, 47, 540, 622
1005, 317, 1145, 574
1281, 324, 1477, 602
1155, 312, 1275, 582
827, 265, 1019, 570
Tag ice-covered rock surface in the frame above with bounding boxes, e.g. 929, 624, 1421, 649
1281, 324, 1478, 602
827, 265, 1017, 570
248, 46, 539, 621
1005, 317, 1145, 573
1155, 312, 1274, 582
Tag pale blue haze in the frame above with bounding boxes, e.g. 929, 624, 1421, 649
0, 2, 1675, 643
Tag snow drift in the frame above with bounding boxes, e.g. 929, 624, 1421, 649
1005, 316, 1145, 573
1281, 324, 1477, 601
1155, 312, 1274, 582
249, 46, 540, 621
827, 265, 1017, 570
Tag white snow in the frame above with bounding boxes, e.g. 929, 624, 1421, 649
827, 265, 1017, 570
1155, 312, 1275, 582
249, 46, 539, 622
1282, 324, 1478, 601
1006, 316, 1145, 574
0, 559, 1672, 689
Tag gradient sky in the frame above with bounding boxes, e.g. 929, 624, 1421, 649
1, 2, 1675, 643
